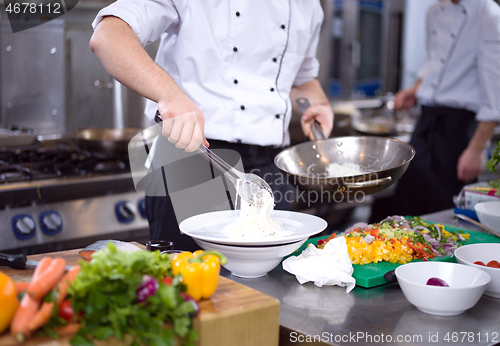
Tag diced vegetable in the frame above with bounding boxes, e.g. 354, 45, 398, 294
316, 216, 470, 265
426, 277, 449, 287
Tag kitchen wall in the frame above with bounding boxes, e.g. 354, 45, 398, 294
0, 1, 157, 135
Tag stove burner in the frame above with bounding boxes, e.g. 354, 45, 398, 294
0, 143, 131, 184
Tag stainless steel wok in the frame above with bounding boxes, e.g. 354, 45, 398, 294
274, 98, 415, 199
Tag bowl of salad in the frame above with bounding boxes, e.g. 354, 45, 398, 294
395, 261, 490, 316
455, 243, 500, 298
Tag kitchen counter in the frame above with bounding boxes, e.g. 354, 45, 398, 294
221, 209, 500, 346
0, 245, 280, 346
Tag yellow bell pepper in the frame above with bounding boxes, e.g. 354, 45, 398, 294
171, 250, 228, 301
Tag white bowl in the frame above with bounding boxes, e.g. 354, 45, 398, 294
455, 243, 500, 298
395, 262, 490, 316
474, 201, 500, 232
194, 238, 307, 278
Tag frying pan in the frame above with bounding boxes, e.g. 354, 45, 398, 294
274, 98, 415, 199
72, 128, 157, 159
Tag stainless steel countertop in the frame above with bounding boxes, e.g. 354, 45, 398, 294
222, 209, 500, 346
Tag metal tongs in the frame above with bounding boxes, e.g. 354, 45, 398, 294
154, 111, 273, 206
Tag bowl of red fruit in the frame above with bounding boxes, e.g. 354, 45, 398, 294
395, 262, 490, 316
455, 243, 500, 298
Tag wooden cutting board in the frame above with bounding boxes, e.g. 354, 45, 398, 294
0, 245, 280, 346
292, 225, 500, 289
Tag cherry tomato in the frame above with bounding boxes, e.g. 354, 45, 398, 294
162, 276, 174, 286
474, 261, 485, 266
486, 260, 500, 269
58, 300, 75, 322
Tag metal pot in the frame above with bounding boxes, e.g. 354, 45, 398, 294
72, 128, 156, 159
274, 99, 415, 199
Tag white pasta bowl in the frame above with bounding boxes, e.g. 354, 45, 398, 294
193, 238, 307, 278
455, 243, 500, 298
474, 201, 500, 233
179, 210, 327, 278
395, 262, 490, 316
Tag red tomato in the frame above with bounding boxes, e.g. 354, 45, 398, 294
486, 260, 500, 269
162, 276, 174, 285
474, 261, 485, 266
58, 300, 75, 322
371, 229, 379, 237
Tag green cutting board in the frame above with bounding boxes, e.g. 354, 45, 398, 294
289, 223, 500, 289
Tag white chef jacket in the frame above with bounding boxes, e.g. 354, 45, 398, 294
416, 0, 500, 123
92, 0, 324, 147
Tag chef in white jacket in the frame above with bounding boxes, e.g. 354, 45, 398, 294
90, 1, 334, 250
370, 0, 500, 221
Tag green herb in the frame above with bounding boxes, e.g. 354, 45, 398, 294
67, 243, 198, 346
486, 140, 500, 173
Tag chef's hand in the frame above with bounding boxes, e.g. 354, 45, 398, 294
457, 147, 483, 182
393, 88, 417, 111
457, 121, 498, 182
157, 94, 210, 152
301, 103, 334, 141
393, 79, 421, 111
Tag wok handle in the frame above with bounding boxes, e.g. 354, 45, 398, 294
295, 97, 327, 141
342, 176, 392, 188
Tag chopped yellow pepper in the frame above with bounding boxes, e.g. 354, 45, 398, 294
171, 250, 228, 301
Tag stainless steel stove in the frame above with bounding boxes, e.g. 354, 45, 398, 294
0, 139, 149, 255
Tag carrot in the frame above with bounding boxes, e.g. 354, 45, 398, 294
23, 264, 81, 334
31, 257, 53, 282
9, 257, 52, 342
56, 323, 80, 336
27, 257, 67, 300
27, 301, 54, 332
56, 265, 80, 304
10, 293, 41, 342
14, 281, 30, 293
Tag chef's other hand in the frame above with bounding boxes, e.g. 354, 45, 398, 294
300, 103, 334, 141
457, 147, 483, 182
158, 98, 210, 152
393, 88, 417, 111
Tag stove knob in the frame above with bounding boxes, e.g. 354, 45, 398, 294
115, 200, 136, 223
12, 214, 36, 240
137, 198, 147, 219
40, 211, 62, 235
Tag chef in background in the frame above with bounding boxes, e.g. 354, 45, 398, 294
90, 1, 334, 250
370, 0, 500, 221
